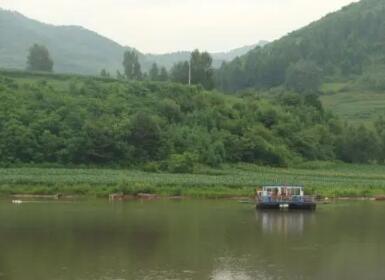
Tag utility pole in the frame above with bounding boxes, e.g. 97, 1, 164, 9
188, 60, 191, 86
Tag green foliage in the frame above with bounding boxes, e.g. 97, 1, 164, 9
123, 50, 142, 80
142, 162, 162, 173
149, 63, 160, 81
27, 44, 53, 72
100, 69, 110, 78
159, 67, 169, 81
129, 112, 162, 161
359, 73, 385, 91
190, 49, 214, 90
166, 152, 198, 173
116, 70, 125, 80
320, 85, 385, 124
236, 125, 290, 166
170, 61, 189, 84
216, 0, 385, 91
170, 50, 214, 89
0, 70, 383, 168
157, 98, 181, 122
285, 60, 321, 93
337, 125, 381, 163
2, 163, 385, 197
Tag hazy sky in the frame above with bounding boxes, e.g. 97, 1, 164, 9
0, 0, 357, 54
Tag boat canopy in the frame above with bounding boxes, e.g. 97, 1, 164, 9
260, 186, 304, 196
262, 186, 304, 191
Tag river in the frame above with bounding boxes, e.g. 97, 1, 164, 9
0, 200, 384, 280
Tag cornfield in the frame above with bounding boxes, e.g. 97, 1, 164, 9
0, 163, 385, 198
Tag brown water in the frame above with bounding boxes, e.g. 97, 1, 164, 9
0, 200, 384, 280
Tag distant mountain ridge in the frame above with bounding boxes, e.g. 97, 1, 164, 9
0, 8, 265, 75
145, 42, 268, 69
0, 9, 124, 74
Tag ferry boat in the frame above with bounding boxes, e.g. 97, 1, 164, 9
256, 186, 316, 210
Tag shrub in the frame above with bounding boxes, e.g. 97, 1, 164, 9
142, 162, 161, 173
166, 152, 198, 173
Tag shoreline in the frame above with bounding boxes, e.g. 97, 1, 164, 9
6, 193, 385, 202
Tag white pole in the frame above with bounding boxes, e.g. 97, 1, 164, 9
188, 61, 191, 86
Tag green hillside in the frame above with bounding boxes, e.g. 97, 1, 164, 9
320, 82, 385, 124
0, 70, 384, 168
0, 9, 260, 75
0, 10, 126, 75
216, 0, 385, 92
0, 9, 162, 74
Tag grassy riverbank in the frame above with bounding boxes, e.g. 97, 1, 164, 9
1, 162, 385, 198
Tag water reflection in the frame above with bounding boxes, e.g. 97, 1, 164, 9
1, 201, 385, 280
210, 270, 253, 280
210, 256, 273, 280
256, 211, 315, 235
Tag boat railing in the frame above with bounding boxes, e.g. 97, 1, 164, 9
256, 194, 316, 203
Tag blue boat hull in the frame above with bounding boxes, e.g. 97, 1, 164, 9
288, 202, 316, 210
257, 202, 316, 211
256, 203, 281, 210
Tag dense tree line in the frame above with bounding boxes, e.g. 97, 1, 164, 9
120, 49, 214, 90
28, 45, 215, 91
0, 72, 384, 171
215, 0, 385, 91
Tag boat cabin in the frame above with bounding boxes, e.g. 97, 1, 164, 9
256, 185, 316, 210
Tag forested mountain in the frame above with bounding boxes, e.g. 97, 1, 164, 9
216, 0, 385, 91
0, 9, 261, 75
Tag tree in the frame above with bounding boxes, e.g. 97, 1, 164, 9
238, 125, 289, 166
128, 113, 162, 161
100, 69, 110, 78
149, 63, 160, 81
170, 61, 189, 84
337, 125, 381, 163
190, 49, 214, 90
123, 50, 142, 80
166, 152, 197, 173
116, 70, 125, 80
375, 116, 385, 163
285, 60, 321, 93
159, 67, 169, 81
27, 44, 54, 72
133, 61, 143, 80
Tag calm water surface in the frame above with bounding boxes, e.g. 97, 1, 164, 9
0, 200, 384, 280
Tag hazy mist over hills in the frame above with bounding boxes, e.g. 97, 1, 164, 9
144, 42, 268, 70
0, 9, 266, 75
